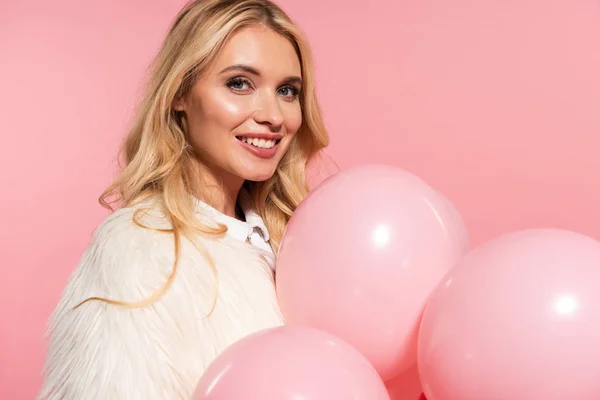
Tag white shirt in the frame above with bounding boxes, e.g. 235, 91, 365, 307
193, 188, 273, 256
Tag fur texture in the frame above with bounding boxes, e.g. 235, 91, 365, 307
38, 202, 284, 399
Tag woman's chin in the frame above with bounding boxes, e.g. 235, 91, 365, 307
241, 168, 277, 183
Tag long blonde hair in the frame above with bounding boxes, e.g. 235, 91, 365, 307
74, 0, 329, 311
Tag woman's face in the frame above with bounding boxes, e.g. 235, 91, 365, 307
175, 25, 303, 184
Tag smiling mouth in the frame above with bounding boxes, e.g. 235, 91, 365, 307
235, 136, 281, 149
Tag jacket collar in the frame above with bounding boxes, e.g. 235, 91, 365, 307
193, 188, 270, 242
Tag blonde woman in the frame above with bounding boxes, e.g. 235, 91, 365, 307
38, 0, 329, 398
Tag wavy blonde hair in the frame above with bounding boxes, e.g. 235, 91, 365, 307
74, 0, 329, 311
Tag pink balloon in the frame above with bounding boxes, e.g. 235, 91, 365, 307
436, 191, 470, 256
418, 229, 600, 400
192, 326, 390, 399
276, 164, 468, 381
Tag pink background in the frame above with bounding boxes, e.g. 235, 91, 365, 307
1, 0, 599, 398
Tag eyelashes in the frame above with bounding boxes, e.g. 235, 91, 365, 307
278, 85, 300, 98
225, 77, 300, 101
226, 77, 251, 91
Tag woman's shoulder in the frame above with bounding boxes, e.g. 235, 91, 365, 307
94, 198, 193, 255
40, 200, 216, 400
62, 200, 185, 303
93, 198, 171, 242
39, 199, 281, 400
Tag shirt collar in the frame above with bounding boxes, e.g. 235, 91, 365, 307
193, 188, 270, 242
236, 187, 270, 241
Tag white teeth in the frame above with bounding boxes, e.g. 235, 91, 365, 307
241, 137, 276, 149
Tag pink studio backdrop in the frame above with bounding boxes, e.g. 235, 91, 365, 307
1, 0, 599, 397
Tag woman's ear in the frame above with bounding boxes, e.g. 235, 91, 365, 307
173, 97, 186, 112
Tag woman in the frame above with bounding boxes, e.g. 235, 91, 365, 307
38, 0, 329, 398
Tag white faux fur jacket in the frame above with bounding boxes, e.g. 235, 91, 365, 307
38, 198, 285, 399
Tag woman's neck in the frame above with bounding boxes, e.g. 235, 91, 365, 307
191, 162, 245, 218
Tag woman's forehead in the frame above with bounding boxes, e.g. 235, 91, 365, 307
207, 25, 301, 80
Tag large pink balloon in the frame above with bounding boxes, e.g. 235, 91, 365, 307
418, 229, 600, 400
276, 164, 468, 381
193, 326, 390, 399
436, 190, 470, 256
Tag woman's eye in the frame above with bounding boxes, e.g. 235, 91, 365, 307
278, 86, 300, 100
226, 77, 251, 91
